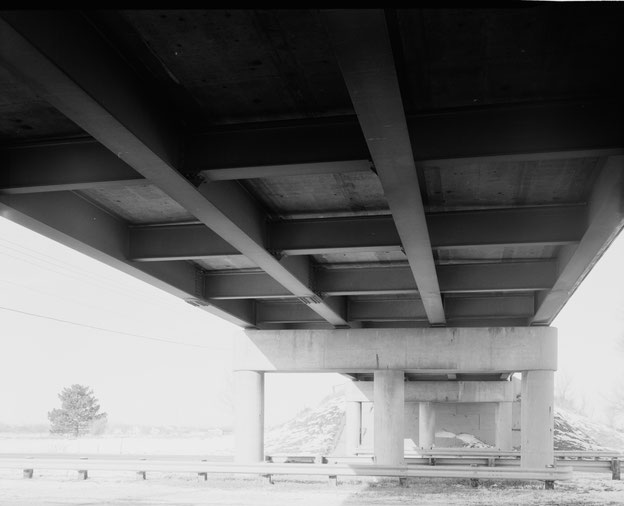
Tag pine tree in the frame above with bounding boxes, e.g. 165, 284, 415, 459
48, 384, 107, 437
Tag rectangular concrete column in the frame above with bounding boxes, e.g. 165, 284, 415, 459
419, 402, 436, 449
345, 400, 361, 455
521, 370, 554, 468
495, 402, 513, 450
234, 370, 264, 463
373, 370, 404, 465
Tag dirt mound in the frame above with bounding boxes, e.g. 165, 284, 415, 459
265, 393, 344, 455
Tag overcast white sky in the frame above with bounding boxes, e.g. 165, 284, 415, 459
0, 216, 347, 428
0, 215, 622, 428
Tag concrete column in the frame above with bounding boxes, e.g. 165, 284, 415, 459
345, 400, 361, 455
495, 402, 513, 450
419, 402, 436, 449
234, 370, 264, 463
521, 370, 554, 468
373, 370, 404, 465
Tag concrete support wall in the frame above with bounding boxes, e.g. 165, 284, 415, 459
434, 403, 497, 447
347, 380, 514, 403
234, 370, 264, 463
361, 401, 374, 450
347, 379, 521, 451
345, 401, 361, 455
419, 402, 436, 449
353, 400, 522, 452
512, 400, 522, 448
521, 370, 554, 468
373, 370, 404, 465
495, 402, 513, 450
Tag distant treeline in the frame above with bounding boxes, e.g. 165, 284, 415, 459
0, 422, 227, 436
0, 423, 49, 433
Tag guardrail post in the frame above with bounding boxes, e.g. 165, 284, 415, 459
328, 474, 337, 486
470, 464, 479, 488
78, 470, 88, 480
23, 469, 33, 479
137, 471, 146, 480
612, 458, 621, 480
198, 472, 208, 481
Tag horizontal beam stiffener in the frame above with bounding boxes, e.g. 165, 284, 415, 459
129, 206, 586, 261
345, 380, 515, 403
0, 142, 144, 194
203, 261, 556, 299
3, 120, 620, 194
254, 294, 535, 324
185, 104, 623, 174
235, 327, 557, 373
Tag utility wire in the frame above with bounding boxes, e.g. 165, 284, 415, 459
0, 305, 224, 351
0, 239, 174, 310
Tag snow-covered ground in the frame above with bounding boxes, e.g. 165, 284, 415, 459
265, 394, 344, 455
555, 406, 624, 451
0, 432, 234, 456
0, 473, 623, 506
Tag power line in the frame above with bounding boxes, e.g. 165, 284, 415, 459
0, 239, 175, 311
0, 305, 224, 351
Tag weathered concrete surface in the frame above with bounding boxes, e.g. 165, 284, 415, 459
419, 402, 436, 449
237, 328, 557, 372
346, 380, 515, 403
373, 370, 404, 465
495, 402, 514, 450
234, 370, 264, 463
521, 370, 554, 468
345, 401, 361, 456
349, 401, 522, 451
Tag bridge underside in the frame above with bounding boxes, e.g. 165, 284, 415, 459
0, 8, 622, 471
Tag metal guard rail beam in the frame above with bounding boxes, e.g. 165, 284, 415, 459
0, 457, 573, 486
355, 449, 624, 459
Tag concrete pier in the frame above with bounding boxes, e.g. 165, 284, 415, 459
234, 370, 264, 463
374, 370, 404, 465
233, 328, 557, 466
521, 370, 554, 468
345, 401, 361, 455
495, 402, 513, 450
419, 402, 436, 449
